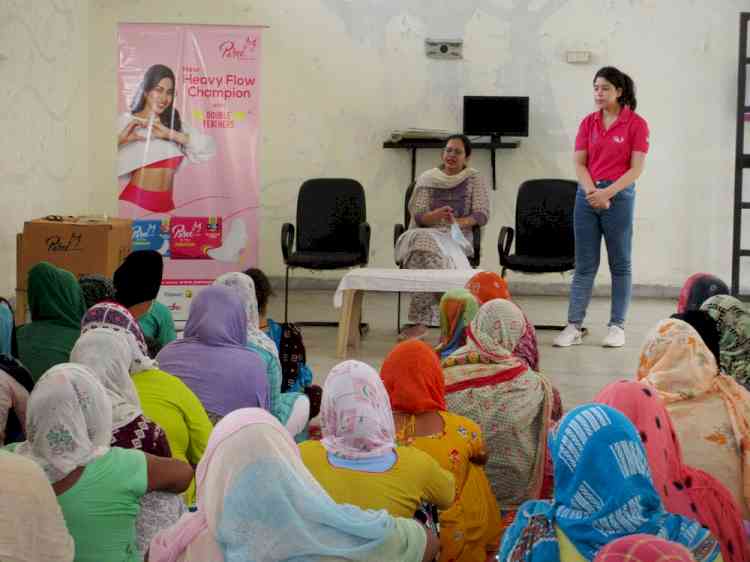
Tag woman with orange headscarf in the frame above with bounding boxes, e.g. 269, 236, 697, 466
465, 271, 511, 304
381, 340, 502, 562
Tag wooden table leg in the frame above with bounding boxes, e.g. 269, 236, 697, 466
337, 289, 356, 358
348, 290, 363, 352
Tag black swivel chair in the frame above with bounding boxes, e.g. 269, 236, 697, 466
497, 179, 578, 331
281, 178, 371, 324
393, 181, 482, 331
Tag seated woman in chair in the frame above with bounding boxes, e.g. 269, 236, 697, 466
395, 134, 490, 340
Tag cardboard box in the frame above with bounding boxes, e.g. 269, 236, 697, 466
15, 217, 133, 324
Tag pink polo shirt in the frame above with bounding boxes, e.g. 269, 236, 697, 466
574, 106, 649, 182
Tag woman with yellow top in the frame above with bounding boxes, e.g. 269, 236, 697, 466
380, 340, 502, 562
499, 404, 723, 562
300, 360, 454, 519
80, 301, 212, 504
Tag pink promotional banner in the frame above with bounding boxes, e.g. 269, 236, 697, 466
117, 23, 263, 307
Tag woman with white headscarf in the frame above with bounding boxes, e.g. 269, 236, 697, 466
8, 363, 193, 562
214, 272, 313, 437
71, 327, 196, 552
150, 408, 439, 562
80, 301, 213, 505
71, 324, 171, 457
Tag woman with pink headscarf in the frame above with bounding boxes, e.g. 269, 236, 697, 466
299, 360, 454, 518
595, 380, 749, 562
594, 535, 696, 562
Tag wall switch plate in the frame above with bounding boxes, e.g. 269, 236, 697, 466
566, 50, 591, 64
425, 38, 463, 59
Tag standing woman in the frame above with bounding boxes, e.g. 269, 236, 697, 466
554, 66, 650, 349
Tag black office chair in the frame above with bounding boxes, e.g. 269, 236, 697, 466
281, 178, 371, 324
393, 182, 481, 331
498, 179, 578, 330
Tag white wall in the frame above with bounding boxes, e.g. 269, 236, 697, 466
0, 0, 91, 296
1, 0, 747, 296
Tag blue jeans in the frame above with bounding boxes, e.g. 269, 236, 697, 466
567, 181, 635, 328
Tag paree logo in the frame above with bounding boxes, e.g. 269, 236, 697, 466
219, 36, 257, 60
46, 232, 83, 252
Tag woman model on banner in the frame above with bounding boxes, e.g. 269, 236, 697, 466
117, 64, 247, 263
554, 66, 650, 349
118, 64, 216, 214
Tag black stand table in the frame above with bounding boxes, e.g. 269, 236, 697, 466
383, 138, 520, 190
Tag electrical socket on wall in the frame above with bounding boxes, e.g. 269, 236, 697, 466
425, 38, 463, 59
566, 50, 591, 64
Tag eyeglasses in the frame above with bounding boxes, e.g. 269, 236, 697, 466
444, 148, 464, 155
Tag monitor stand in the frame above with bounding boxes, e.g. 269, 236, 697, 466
490, 134, 504, 144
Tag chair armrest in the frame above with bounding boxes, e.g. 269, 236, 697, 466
281, 223, 295, 263
472, 225, 481, 265
393, 224, 405, 248
498, 226, 514, 261
358, 222, 371, 266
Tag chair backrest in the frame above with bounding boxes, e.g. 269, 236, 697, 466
403, 182, 416, 228
296, 178, 367, 253
515, 179, 578, 257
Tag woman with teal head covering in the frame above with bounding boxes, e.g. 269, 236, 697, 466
435, 288, 479, 359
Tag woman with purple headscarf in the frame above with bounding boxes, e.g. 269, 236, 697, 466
156, 286, 270, 424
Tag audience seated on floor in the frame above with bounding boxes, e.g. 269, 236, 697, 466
0, 297, 15, 355
7, 363, 193, 562
156, 285, 270, 425
441, 298, 557, 526
246, 266, 317, 393
593, 535, 699, 562
79, 273, 117, 309
214, 272, 313, 438
7, 257, 750, 559
381, 339, 503, 562
701, 294, 750, 392
0, 354, 31, 445
465, 271, 512, 304
0, 449, 75, 562
499, 404, 723, 562
80, 300, 211, 505
395, 134, 490, 340
114, 250, 177, 349
677, 272, 729, 315
637, 318, 750, 521
150, 408, 440, 562
300, 359, 455, 518
434, 288, 479, 359
72, 326, 172, 458
595, 380, 749, 562
16, 262, 87, 382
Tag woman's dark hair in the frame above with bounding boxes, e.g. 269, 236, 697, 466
444, 134, 472, 158
244, 267, 273, 315
131, 64, 182, 132
594, 66, 637, 110
670, 310, 721, 368
144, 336, 163, 360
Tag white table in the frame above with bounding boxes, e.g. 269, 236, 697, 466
334, 267, 481, 358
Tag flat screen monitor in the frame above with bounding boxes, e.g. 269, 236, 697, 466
463, 96, 529, 138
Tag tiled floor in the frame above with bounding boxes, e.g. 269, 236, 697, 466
269, 290, 676, 409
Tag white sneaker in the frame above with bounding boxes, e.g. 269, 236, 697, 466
602, 325, 625, 348
553, 324, 583, 347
